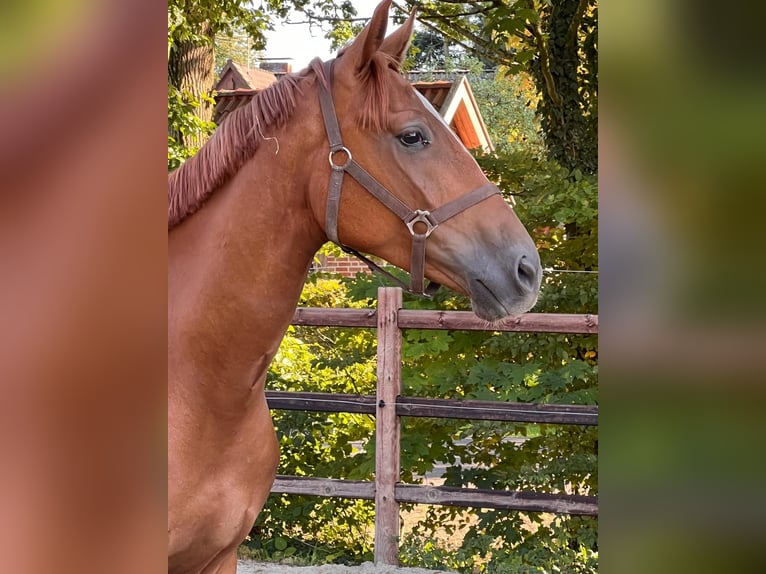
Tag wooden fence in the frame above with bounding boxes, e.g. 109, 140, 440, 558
266, 287, 598, 565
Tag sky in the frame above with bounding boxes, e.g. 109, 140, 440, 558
261, 0, 391, 71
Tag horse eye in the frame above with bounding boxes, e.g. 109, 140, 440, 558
398, 130, 429, 147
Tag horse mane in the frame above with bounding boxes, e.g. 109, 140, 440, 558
357, 52, 398, 132
168, 59, 326, 229
168, 54, 395, 230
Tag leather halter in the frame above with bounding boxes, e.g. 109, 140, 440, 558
318, 61, 500, 296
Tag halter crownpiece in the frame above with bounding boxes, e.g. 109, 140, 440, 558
318, 60, 500, 296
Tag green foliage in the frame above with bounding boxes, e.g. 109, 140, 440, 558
478, 149, 598, 285
527, 0, 598, 173
214, 29, 259, 75
168, 0, 358, 53
400, 511, 598, 574
326, 19, 365, 52
168, 0, 276, 49
167, 84, 216, 171
407, 30, 461, 70
468, 66, 546, 157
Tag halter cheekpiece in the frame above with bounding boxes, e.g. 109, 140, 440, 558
318, 60, 501, 296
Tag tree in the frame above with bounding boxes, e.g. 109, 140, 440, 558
168, 20, 215, 150
527, 0, 597, 174
408, 29, 451, 69
214, 29, 258, 76
464, 61, 545, 157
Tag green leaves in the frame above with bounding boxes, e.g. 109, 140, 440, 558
273, 537, 288, 551
167, 84, 216, 170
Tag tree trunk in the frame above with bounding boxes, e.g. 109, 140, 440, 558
168, 21, 215, 149
530, 0, 597, 175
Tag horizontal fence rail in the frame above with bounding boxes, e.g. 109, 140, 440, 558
266, 391, 598, 425
394, 484, 597, 515
271, 476, 598, 516
397, 310, 598, 334
292, 307, 598, 334
273, 288, 598, 565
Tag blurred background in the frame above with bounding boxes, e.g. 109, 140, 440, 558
601, 1, 766, 572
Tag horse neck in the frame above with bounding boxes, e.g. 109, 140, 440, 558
168, 130, 326, 406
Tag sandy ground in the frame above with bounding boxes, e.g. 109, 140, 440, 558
237, 562, 453, 574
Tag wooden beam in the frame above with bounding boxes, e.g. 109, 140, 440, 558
266, 391, 376, 415
291, 307, 377, 327
397, 310, 598, 334
395, 484, 598, 516
396, 396, 598, 425
265, 391, 597, 426
270, 477, 598, 516
375, 288, 402, 566
290, 308, 598, 334
271, 476, 375, 500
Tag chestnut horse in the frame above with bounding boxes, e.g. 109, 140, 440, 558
168, 1, 541, 572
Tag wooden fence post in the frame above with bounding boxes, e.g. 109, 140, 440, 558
374, 287, 402, 565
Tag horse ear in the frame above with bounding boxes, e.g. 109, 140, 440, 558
380, 7, 417, 68
359, 0, 392, 66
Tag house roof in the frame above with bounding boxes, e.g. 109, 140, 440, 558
411, 76, 493, 151
213, 67, 493, 151
215, 59, 276, 91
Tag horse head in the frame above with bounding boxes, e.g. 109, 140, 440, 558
308, 0, 542, 320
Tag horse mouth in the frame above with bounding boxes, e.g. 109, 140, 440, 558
469, 278, 537, 322
474, 279, 510, 319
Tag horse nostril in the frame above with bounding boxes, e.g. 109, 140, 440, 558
516, 254, 540, 294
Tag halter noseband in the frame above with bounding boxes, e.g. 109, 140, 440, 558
318, 61, 500, 296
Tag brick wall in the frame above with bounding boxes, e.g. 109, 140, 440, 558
312, 254, 373, 278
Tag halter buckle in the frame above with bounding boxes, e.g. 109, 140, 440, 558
328, 146, 352, 171
406, 210, 438, 237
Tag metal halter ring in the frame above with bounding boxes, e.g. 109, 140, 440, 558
328, 146, 352, 171
405, 210, 438, 237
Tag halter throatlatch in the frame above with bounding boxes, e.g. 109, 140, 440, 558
318, 61, 500, 296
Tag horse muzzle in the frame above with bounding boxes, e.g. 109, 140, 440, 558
465, 245, 542, 321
